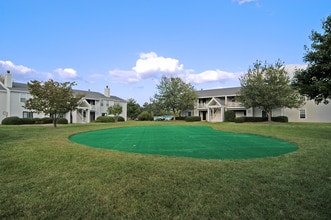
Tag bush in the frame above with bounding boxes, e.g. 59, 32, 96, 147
34, 117, 53, 124
96, 116, 115, 123
117, 116, 125, 122
175, 116, 186, 120
185, 116, 201, 122
224, 110, 235, 122
272, 116, 288, 122
138, 111, 153, 121
234, 117, 245, 123
21, 118, 35, 124
57, 118, 68, 124
244, 117, 268, 122
1, 116, 23, 125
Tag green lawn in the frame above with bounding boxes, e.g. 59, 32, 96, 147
70, 125, 298, 159
1, 121, 330, 219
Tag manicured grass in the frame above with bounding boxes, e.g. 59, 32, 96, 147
70, 125, 298, 159
1, 121, 330, 219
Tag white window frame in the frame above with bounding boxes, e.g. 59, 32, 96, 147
299, 109, 306, 119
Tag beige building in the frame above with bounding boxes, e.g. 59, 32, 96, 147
189, 87, 331, 123
0, 72, 127, 123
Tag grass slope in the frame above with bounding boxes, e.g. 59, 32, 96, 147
1, 122, 330, 219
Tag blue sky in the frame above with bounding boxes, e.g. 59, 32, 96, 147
0, 0, 330, 104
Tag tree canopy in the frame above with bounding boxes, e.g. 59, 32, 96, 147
25, 79, 84, 127
108, 103, 123, 122
239, 60, 305, 121
127, 98, 141, 120
153, 76, 197, 119
292, 15, 331, 104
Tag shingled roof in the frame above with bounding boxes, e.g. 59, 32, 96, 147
0, 82, 126, 102
74, 89, 126, 102
196, 87, 241, 98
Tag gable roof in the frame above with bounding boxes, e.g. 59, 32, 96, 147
196, 87, 241, 98
0, 82, 29, 92
74, 89, 126, 102
207, 97, 223, 107
0, 82, 126, 102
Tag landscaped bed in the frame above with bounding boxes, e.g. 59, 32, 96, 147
70, 126, 298, 159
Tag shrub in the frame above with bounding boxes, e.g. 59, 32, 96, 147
175, 116, 186, 120
272, 116, 288, 122
39, 117, 53, 124
34, 118, 43, 124
21, 118, 35, 124
1, 116, 23, 125
234, 117, 245, 123
57, 118, 68, 124
138, 111, 153, 121
96, 116, 115, 123
244, 117, 268, 122
117, 116, 125, 122
224, 110, 235, 122
185, 116, 201, 122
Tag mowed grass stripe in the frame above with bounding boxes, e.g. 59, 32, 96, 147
69, 126, 298, 159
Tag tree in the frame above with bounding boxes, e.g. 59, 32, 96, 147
153, 76, 197, 119
238, 60, 305, 122
108, 103, 123, 122
25, 79, 84, 127
127, 98, 141, 120
292, 15, 331, 104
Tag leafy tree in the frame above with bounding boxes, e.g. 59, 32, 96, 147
292, 15, 331, 104
127, 98, 141, 120
238, 60, 305, 122
0, 74, 4, 83
153, 76, 197, 120
108, 103, 123, 122
25, 79, 84, 127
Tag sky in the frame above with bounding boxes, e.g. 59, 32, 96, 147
0, 0, 330, 105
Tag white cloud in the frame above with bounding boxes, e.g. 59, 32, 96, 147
233, 0, 257, 5
109, 52, 184, 83
108, 52, 240, 85
55, 68, 78, 79
180, 69, 237, 84
132, 52, 184, 78
109, 69, 140, 83
0, 60, 34, 74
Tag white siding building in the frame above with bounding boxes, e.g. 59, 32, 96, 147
190, 87, 331, 123
0, 72, 127, 123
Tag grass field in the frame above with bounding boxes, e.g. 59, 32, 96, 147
1, 121, 330, 219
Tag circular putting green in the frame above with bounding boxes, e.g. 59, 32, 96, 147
69, 126, 298, 160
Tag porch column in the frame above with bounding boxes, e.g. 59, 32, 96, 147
86, 109, 90, 122
221, 107, 225, 122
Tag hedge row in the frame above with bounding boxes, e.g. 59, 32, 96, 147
234, 116, 288, 123
95, 116, 125, 123
1, 116, 68, 125
185, 116, 201, 122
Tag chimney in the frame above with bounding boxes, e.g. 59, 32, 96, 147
104, 85, 110, 97
4, 70, 12, 88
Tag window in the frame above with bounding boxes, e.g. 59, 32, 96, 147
23, 111, 33, 119
299, 109, 306, 119
20, 93, 27, 102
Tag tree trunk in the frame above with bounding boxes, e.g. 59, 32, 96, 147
53, 115, 57, 127
267, 110, 272, 122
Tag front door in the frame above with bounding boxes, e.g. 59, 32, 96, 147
200, 111, 207, 120
90, 112, 96, 122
